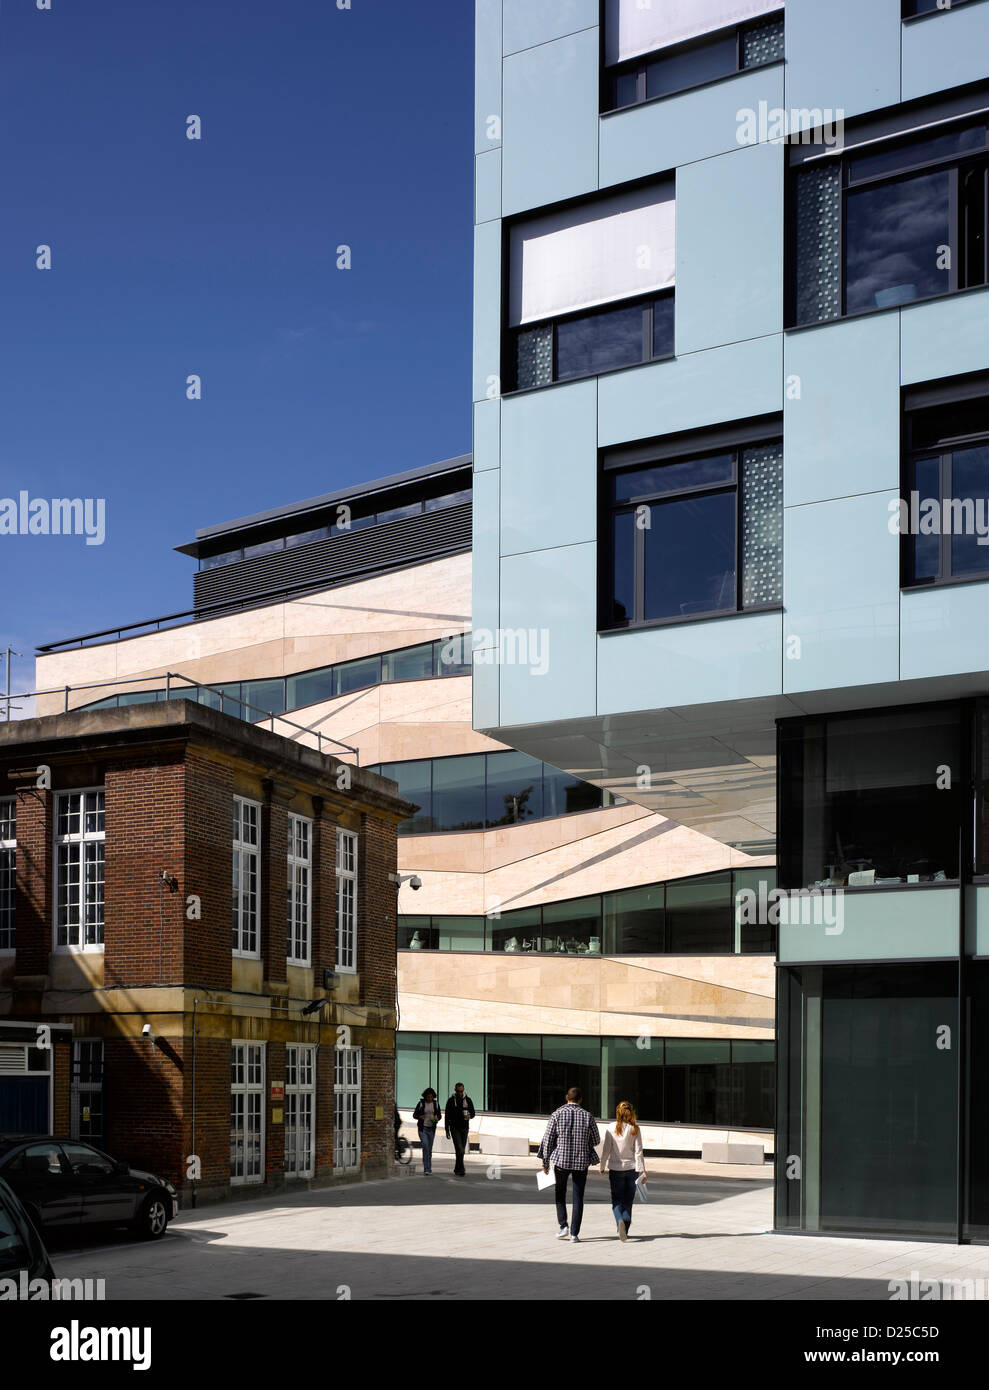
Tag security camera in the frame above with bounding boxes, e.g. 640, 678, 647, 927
141, 1024, 152, 1038
409, 875, 422, 891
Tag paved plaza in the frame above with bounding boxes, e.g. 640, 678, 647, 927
47, 1152, 989, 1301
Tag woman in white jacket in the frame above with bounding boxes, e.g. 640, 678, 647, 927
599, 1101, 646, 1240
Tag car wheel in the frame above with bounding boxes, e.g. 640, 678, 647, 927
133, 1194, 169, 1241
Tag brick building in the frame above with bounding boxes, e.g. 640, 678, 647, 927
0, 699, 410, 1204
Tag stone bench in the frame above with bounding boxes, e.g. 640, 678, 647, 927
478, 1135, 531, 1156
701, 1141, 765, 1165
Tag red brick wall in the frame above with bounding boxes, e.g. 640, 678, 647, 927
52, 1038, 71, 1136
104, 758, 185, 990
13, 786, 52, 976
261, 790, 288, 984
104, 1033, 185, 1183
182, 750, 233, 991
311, 801, 337, 979
357, 814, 397, 1012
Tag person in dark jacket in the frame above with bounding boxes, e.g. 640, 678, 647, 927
412, 1088, 441, 1174
444, 1082, 476, 1176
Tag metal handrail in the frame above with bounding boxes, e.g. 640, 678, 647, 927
1, 670, 360, 763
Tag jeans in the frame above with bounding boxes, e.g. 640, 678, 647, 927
608, 1169, 637, 1231
554, 1168, 588, 1236
420, 1125, 437, 1172
449, 1126, 468, 1175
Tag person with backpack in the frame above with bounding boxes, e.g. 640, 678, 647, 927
444, 1082, 476, 1177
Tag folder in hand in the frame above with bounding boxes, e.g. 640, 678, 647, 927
536, 1165, 555, 1191
634, 1173, 648, 1203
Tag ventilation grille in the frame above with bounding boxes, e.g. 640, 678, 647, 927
193, 504, 472, 617
0, 1045, 28, 1075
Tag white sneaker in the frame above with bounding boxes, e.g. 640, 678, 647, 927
569, 1234, 580, 1242
618, 1220, 627, 1242
556, 1226, 569, 1239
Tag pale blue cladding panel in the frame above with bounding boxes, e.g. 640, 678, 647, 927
676, 141, 784, 355
901, 289, 989, 386
498, 543, 598, 725
473, 220, 502, 405
778, 888, 959, 963
502, 30, 599, 217
600, 66, 784, 187
902, 1, 989, 102
502, 0, 598, 55
473, 649, 501, 733
784, 0, 901, 131
783, 314, 900, 508
901, 583, 989, 683
475, 148, 502, 225
472, 468, 501, 646
500, 381, 597, 556
475, 0, 503, 156
597, 611, 783, 715
783, 490, 900, 693
597, 336, 783, 449
473, 398, 501, 474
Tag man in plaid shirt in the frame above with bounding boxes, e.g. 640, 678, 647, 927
538, 1086, 600, 1242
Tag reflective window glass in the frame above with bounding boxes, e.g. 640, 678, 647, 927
484, 751, 544, 827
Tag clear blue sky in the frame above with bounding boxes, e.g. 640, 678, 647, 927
0, 0, 474, 693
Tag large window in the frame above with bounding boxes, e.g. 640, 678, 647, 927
232, 797, 261, 958
791, 115, 989, 327
398, 867, 777, 956
601, 425, 783, 628
230, 1042, 265, 1184
336, 829, 357, 973
83, 635, 473, 719
603, 0, 784, 112
778, 705, 962, 890
507, 183, 675, 391
334, 1046, 361, 1171
398, 1032, 774, 1127
55, 790, 105, 951
0, 799, 14, 952
902, 379, 989, 588
777, 964, 957, 1236
286, 814, 312, 966
372, 751, 613, 836
196, 486, 472, 572
285, 1044, 315, 1178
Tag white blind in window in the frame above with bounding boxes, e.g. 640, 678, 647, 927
509, 184, 675, 328
606, 0, 784, 66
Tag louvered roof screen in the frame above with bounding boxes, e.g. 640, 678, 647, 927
605, 0, 784, 66
509, 183, 675, 328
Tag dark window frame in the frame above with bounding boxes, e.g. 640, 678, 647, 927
373, 750, 614, 837
788, 115, 989, 328
776, 697, 969, 892
901, 372, 989, 592
902, 0, 985, 18
599, 5, 785, 116
397, 866, 778, 957
599, 419, 783, 632
501, 177, 676, 397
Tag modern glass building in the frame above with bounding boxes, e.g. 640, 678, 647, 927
472, 0, 989, 1236
34, 454, 776, 1155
